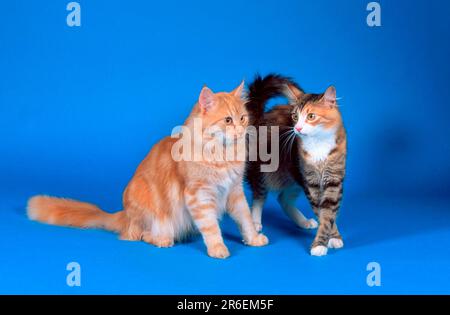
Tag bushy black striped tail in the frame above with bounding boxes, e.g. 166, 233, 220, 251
246, 73, 303, 124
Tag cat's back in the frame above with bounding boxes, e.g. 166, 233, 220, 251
134, 136, 179, 176
123, 136, 184, 212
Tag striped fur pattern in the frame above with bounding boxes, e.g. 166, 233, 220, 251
245, 74, 347, 256
27, 82, 268, 259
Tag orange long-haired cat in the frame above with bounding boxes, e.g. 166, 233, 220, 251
27, 82, 268, 259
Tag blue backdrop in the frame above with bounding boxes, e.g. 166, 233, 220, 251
1, 0, 449, 294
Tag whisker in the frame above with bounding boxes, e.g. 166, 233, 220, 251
280, 134, 290, 156
280, 129, 295, 158
279, 129, 294, 143
286, 132, 296, 159
279, 131, 293, 156
279, 133, 292, 142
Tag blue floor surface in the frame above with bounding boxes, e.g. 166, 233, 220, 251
1, 192, 449, 294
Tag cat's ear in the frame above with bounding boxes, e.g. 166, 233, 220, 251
285, 83, 304, 102
232, 80, 246, 99
323, 86, 337, 107
199, 86, 216, 114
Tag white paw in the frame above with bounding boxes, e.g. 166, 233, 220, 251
327, 238, 344, 249
310, 245, 328, 256
300, 218, 318, 229
254, 222, 262, 232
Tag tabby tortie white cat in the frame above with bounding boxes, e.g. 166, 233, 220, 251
245, 74, 346, 256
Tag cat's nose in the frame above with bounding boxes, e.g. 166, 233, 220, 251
295, 126, 302, 132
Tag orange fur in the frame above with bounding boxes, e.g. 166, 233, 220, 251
27, 196, 126, 232
28, 82, 268, 258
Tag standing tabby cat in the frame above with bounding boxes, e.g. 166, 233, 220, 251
27, 82, 268, 259
245, 74, 346, 256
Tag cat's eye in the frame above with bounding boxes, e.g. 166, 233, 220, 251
307, 113, 316, 121
291, 113, 298, 122
240, 115, 248, 123
225, 117, 233, 125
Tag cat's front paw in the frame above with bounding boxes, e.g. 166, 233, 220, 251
327, 238, 344, 249
310, 245, 328, 256
207, 243, 231, 259
246, 233, 269, 247
300, 218, 318, 229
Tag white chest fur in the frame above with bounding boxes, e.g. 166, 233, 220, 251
300, 128, 337, 163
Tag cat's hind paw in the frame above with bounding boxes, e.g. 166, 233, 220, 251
300, 218, 318, 229
143, 234, 174, 248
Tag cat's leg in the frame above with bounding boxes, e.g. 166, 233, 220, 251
227, 184, 269, 246
277, 185, 318, 229
308, 180, 344, 256
119, 206, 175, 247
118, 210, 144, 241
141, 216, 175, 248
248, 176, 268, 232
185, 185, 230, 259
303, 179, 329, 256
251, 194, 267, 232
323, 182, 344, 250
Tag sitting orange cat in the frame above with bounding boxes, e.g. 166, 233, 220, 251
27, 82, 268, 259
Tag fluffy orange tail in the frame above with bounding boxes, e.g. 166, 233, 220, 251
27, 195, 127, 233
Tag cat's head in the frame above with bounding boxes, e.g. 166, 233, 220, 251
286, 84, 342, 137
195, 81, 248, 145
